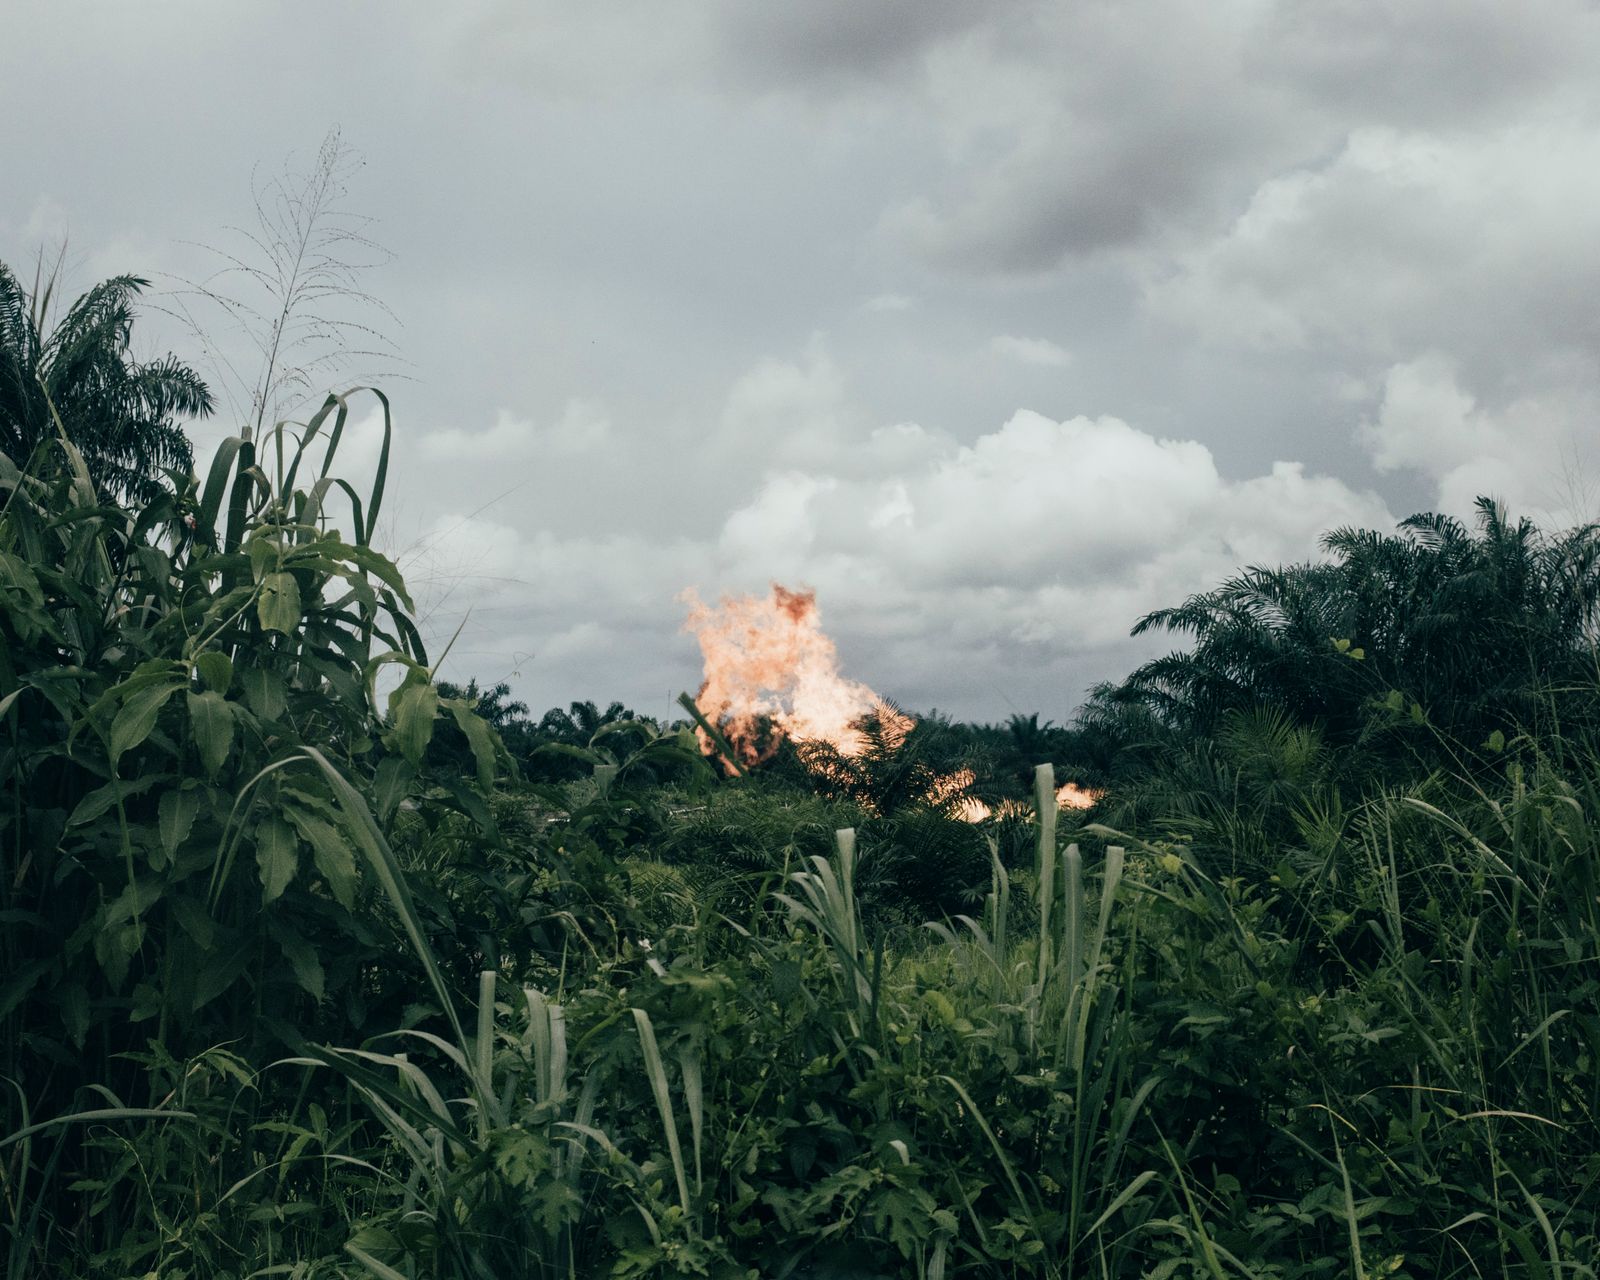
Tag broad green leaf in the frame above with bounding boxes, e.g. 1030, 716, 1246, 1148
169, 894, 216, 950
442, 776, 495, 833
67, 775, 164, 828
247, 536, 279, 583
104, 879, 164, 928
258, 572, 302, 633
67, 780, 130, 829
196, 434, 244, 541
58, 982, 91, 1047
274, 927, 326, 1001
342, 542, 414, 609
239, 666, 287, 719
0, 960, 52, 1020
446, 698, 500, 789
130, 981, 164, 1023
110, 679, 182, 764
158, 787, 201, 855
289, 811, 358, 909
387, 679, 439, 766
372, 756, 415, 823
94, 919, 145, 992
256, 815, 300, 903
187, 690, 235, 777
194, 650, 234, 693
190, 944, 253, 1012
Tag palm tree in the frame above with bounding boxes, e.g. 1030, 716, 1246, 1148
1116, 499, 1600, 750
536, 700, 643, 746
0, 260, 212, 505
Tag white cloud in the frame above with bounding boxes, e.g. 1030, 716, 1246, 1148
1362, 356, 1600, 525
395, 391, 1394, 718
707, 406, 1392, 669
989, 334, 1071, 367
420, 399, 611, 461
1146, 124, 1600, 368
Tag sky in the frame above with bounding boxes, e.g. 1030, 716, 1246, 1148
6, 0, 1600, 724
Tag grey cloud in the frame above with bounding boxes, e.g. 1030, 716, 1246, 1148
1144, 123, 1600, 395
12, 0, 1595, 720
712, 0, 1000, 86
881, 4, 1306, 272
1250, 0, 1600, 128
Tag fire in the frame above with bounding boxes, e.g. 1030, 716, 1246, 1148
1057, 781, 1101, 810
681, 584, 901, 767
952, 795, 993, 823
680, 583, 1103, 821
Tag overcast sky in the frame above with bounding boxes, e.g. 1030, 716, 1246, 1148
7, 1, 1599, 722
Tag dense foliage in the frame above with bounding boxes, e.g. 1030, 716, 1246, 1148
0, 264, 210, 505
1097, 501, 1600, 767
3, 280, 1599, 1276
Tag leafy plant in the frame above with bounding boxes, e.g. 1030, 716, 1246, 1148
0, 257, 210, 504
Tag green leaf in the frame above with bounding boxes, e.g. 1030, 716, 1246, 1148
289, 811, 358, 909
0, 960, 52, 1020
1486, 729, 1506, 753
371, 757, 415, 823
59, 982, 91, 1046
158, 788, 201, 856
256, 815, 300, 903
110, 679, 182, 764
258, 572, 302, 633
342, 543, 414, 610
169, 895, 216, 950
247, 536, 279, 584
274, 927, 326, 1002
239, 666, 286, 720
194, 650, 234, 693
442, 776, 495, 833
69, 774, 171, 831
94, 919, 145, 992
190, 944, 253, 1012
446, 698, 500, 789
103, 879, 164, 929
387, 678, 439, 766
187, 690, 235, 777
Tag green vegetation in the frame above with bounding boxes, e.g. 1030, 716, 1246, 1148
3, 261, 1599, 1277
1, 262, 210, 505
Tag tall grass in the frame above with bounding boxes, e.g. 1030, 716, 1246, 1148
10, 382, 1600, 1275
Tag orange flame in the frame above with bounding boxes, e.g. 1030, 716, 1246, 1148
682, 584, 897, 767
953, 795, 993, 823
1056, 781, 1101, 810
680, 584, 1092, 822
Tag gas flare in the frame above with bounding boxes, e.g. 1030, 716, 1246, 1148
681, 584, 902, 767
680, 583, 1096, 822
1056, 781, 1101, 810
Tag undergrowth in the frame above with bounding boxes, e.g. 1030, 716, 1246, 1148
4, 393, 1599, 1278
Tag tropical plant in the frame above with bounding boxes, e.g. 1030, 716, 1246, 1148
0, 386, 509, 1275
1116, 498, 1600, 766
0, 259, 210, 504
